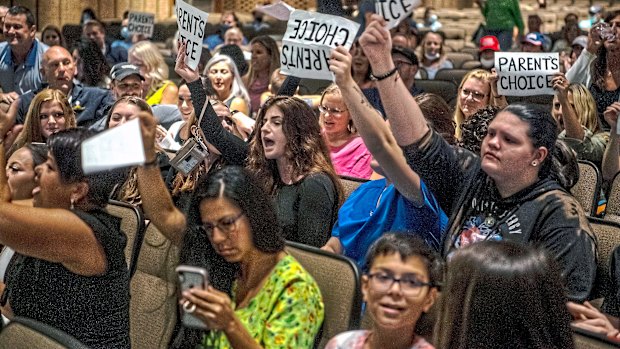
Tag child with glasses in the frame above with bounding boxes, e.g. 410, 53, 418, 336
325, 233, 440, 349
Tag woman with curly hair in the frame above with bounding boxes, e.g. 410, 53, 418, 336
173, 42, 342, 247
128, 41, 178, 105
72, 38, 110, 88
9, 89, 76, 155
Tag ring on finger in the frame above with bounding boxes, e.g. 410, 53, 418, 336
183, 300, 196, 313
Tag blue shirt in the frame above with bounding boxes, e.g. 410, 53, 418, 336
332, 178, 447, 269
0, 39, 48, 95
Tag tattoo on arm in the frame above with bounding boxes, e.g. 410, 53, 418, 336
353, 85, 372, 109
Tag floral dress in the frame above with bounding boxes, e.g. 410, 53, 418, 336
202, 254, 324, 348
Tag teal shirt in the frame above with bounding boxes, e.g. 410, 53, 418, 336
482, 0, 524, 33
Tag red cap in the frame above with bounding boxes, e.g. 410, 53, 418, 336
480, 35, 500, 52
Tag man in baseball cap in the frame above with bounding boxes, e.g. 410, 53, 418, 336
110, 62, 144, 99
521, 32, 545, 52
479, 35, 500, 70
392, 46, 422, 96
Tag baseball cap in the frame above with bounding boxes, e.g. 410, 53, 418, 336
479, 35, 500, 52
572, 35, 588, 48
522, 32, 544, 46
110, 63, 144, 81
391, 46, 418, 66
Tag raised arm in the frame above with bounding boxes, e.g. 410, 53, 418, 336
359, 15, 429, 147
602, 103, 620, 181
330, 46, 423, 205
137, 112, 187, 246
175, 41, 248, 165
553, 74, 585, 141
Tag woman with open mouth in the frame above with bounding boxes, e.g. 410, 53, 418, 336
170, 41, 342, 250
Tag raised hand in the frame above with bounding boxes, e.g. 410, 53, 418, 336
551, 72, 570, 100
175, 40, 201, 83
329, 46, 354, 87
359, 14, 393, 74
604, 102, 620, 134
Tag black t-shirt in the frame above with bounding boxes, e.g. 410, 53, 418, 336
5, 209, 130, 349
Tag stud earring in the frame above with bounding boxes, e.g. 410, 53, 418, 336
531, 161, 538, 167
70, 198, 75, 210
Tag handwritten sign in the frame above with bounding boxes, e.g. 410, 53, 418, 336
375, 0, 420, 29
175, 0, 209, 70
280, 10, 360, 81
495, 52, 560, 96
128, 11, 155, 38
81, 118, 145, 174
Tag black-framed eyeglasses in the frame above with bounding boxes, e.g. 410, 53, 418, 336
367, 271, 432, 296
318, 105, 348, 116
200, 212, 245, 237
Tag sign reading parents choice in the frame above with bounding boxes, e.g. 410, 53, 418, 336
375, 0, 421, 29
81, 118, 145, 175
128, 11, 155, 38
280, 10, 360, 81
175, 0, 209, 70
495, 52, 560, 96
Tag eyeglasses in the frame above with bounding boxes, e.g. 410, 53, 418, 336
200, 211, 245, 237
318, 105, 348, 116
460, 89, 488, 101
367, 271, 432, 296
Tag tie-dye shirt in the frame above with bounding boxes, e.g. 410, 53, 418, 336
202, 254, 324, 348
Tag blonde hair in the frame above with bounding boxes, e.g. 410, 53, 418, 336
11, 89, 76, 155
454, 69, 492, 140
320, 83, 355, 134
128, 41, 168, 98
567, 84, 599, 132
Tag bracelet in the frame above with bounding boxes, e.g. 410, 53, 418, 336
370, 67, 398, 81
143, 157, 158, 168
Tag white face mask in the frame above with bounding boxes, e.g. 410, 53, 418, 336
425, 52, 440, 61
480, 57, 495, 68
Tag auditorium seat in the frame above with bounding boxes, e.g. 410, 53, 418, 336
414, 80, 459, 107
435, 68, 470, 86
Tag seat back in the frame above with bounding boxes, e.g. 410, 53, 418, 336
105, 200, 146, 277
461, 60, 482, 70
339, 175, 369, 201
571, 161, 602, 216
129, 222, 180, 349
414, 80, 459, 107
587, 217, 620, 301
573, 326, 620, 349
445, 52, 475, 68
434, 68, 471, 86
285, 241, 362, 349
0, 316, 89, 349
605, 172, 620, 223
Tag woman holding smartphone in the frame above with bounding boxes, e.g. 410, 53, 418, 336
137, 110, 324, 348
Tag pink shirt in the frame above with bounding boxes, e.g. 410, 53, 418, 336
330, 136, 373, 179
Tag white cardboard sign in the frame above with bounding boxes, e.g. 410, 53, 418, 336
280, 10, 360, 81
495, 52, 560, 96
256, 1, 295, 21
81, 118, 145, 174
128, 11, 155, 38
375, 0, 421, 29
175, 0, 209, 70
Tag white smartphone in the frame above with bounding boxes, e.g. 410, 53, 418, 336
176, 265, 209, 329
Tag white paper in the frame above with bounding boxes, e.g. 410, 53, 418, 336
280, 10, 360, 81
375, 0, 420, 29
81, 118, 146, 174
128, 11, 155, 38
495, 52, 560, 96
175, 0, 209, 70
256, 1, 295, 21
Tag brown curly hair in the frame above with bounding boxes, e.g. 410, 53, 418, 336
247, 96, 343, 205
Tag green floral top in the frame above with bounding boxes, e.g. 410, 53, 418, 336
202, 254, 324, 349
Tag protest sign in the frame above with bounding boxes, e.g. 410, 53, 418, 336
375, 0, 421, 29
128, 11, 155, 38
256, 1, 295, 21
280, 10, 360, 81
81, 118, 145, 174
175, 0, 209, 70
495, 52, 560, 96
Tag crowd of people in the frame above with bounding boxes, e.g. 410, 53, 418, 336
1, 1, 620, 348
